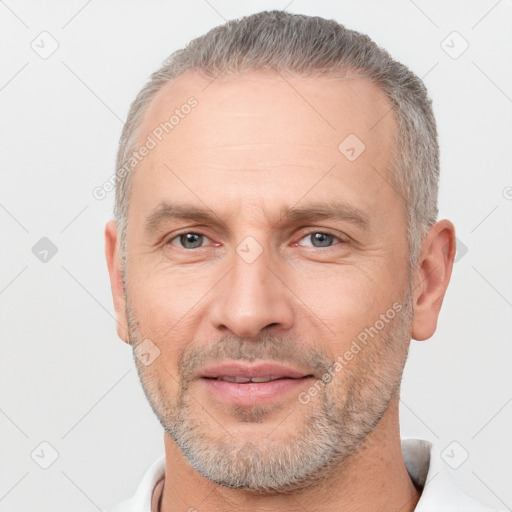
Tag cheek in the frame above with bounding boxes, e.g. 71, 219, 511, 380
124, 290, 193, 380
127, 264, 212, 330
131, 309, 186, 397
289, 264, 396, 346
136, 357, 180, 412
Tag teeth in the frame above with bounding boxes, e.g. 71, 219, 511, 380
219, 376, 252, 383
216, 376, 281, 383
250, 376, 278, 383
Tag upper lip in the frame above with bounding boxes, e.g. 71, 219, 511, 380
198, 361, 312, 380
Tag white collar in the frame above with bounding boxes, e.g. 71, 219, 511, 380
402, 439, 496, 511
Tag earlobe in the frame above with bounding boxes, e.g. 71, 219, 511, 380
104, 220, 130, 344
411, 220, 457, 341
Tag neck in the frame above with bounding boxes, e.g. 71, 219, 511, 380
159, 396, 420, 512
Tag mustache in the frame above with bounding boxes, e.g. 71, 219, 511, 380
177, 334, 334, 382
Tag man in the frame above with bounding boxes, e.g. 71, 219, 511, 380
104, 10, 497, 512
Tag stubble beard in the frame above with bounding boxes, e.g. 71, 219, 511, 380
128, 284, 413, 494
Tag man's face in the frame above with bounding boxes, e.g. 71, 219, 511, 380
121, 70, 413, 492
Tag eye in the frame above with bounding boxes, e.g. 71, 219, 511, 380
168, 232, 211, 249
297, 231, 343, 248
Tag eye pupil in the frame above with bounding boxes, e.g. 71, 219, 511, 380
180, 233, 203, 249
311, 233, 333, 247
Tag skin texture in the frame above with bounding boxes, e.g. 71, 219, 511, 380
105, 69, 456, 511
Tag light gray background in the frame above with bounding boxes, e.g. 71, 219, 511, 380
1, 1, 511, 511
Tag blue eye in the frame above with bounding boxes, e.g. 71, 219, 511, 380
166, 231, 343, 251
170, 233, 207, 249
298, 232, 340, 248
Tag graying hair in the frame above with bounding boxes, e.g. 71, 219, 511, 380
114, 10, 439, 270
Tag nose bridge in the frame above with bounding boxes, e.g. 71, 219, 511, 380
211, 238, 293, 337
231, 243, 270, 302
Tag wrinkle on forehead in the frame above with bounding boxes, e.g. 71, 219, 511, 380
138, 69, 396, 158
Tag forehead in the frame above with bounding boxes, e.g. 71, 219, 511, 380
130, 69, 400, 227
139, 68, 395, 153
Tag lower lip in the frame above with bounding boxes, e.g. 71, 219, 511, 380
200, 377, 314, 406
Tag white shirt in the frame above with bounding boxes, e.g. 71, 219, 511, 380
106, 439, 499, 511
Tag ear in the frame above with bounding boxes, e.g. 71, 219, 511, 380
105, 220, 130, 344
411, 219, 456, 341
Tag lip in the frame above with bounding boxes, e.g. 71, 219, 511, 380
197, 360, 315, 407
197, 360, 312, 380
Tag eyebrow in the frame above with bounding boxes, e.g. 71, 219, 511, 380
144, 202, 224, 234
144, 200, 370, 235
279, 202, 369, 230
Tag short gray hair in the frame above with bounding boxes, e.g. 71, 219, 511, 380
114, 10, 439, 270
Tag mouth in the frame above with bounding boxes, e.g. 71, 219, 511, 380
197, 361, 315, 406
202, 375, 312, 383
197, 360, 314, 380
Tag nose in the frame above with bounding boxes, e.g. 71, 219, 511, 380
209, 245, 294, 338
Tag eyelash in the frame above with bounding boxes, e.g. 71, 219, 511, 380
165, 230, 347, 250
295, 231, 347, 248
